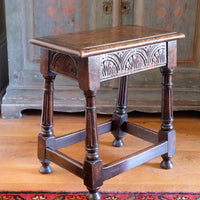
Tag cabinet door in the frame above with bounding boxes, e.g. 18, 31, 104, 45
3, 0, 130, 118
131, 0, 200, 111
142, 0, 198, 62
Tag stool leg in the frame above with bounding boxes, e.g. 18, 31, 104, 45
38, 74, 56, 174
83, 90, 103, 200
159, 67, 175, 169
112, 76, 128, 147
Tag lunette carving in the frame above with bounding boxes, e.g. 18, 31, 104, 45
100, 42, 166, 81
50, 52, 78, 80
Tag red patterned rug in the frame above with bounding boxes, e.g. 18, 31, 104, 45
0, 192, 200, 200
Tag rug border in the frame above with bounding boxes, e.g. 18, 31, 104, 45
1, 191, 200, 195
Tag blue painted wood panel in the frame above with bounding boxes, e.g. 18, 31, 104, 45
144, 0, 197, 61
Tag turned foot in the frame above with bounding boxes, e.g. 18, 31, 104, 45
39, 163, 52, 174
86, 191, 101, 200
112, 139, 124, 147
160, 156, 173, 169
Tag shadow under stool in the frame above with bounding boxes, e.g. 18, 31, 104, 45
30, 25, 185, 200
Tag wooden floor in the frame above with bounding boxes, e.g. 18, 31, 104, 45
0, 110, 200, 192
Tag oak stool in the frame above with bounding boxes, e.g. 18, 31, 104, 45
30, 26, 184, 200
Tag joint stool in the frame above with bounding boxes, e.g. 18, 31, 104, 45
30, 25, 184, 200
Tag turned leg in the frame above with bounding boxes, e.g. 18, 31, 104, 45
159, 66, 175, 169
112, 76, 128, 147
38, 74, 56, 174
83, 90, 103, 200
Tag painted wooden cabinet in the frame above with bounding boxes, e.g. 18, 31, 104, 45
2, 0, 200, 118
0, 0, 8, 105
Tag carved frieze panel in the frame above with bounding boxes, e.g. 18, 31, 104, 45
100, 42, 167, 81
50, 52, 78, 80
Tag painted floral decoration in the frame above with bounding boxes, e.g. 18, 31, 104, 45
43, 0, 81, 34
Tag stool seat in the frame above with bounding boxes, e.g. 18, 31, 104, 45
30, 25, 184, 58
30, 25, 184, 200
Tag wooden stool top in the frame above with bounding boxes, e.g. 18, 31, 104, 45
30, 25, 184, 58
